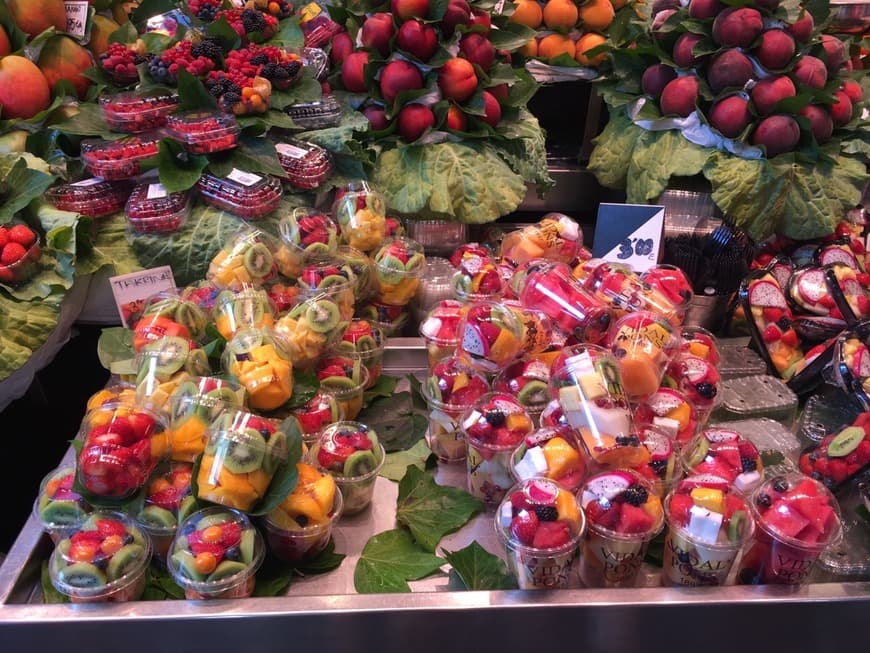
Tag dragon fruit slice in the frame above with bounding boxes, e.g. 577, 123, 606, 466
681, 356, 712, 383
676, 474, 730, 493
855, 347, 870, 379
703, 428, 740, 443
642, 430, 673, 461
525, 478, 559, 504
749, 280, 787, 309
460, 323, 488, 357
794, 268, 827, 306
580, 470, 634, 507
819, 247, 858, 269
648, 389, 683, 415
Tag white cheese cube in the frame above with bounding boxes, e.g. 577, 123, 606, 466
688, 504, 724, 545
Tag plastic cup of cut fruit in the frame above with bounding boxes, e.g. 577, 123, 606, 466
680, 427, 764, 495
274, 294, 346, 371
606, 311, 680, 399
640, 264, 694, 323
679, 325, 721, 367
136, 462, 197, 563
496, 477, 586, 589
49, 511, 151, 603
667, 352, 722, 422
213, 287, 276, 340
263, 462, 344, 562
167, 507, 264, 599
578, 470, 665, 588
222, 328, 294, 412
335, 244, 376, 301
86, 383, 137, 412
298, 260, 357, 321
140, 289, 208, 343
662, 475, 755, 587
134, 338, 206, 415
0, 230, 41, 285
455, 301, 524, 375
333, 319, 385, 389
33, 467, 91, 544
585, 262, 682, 326
493, 357, 552, 426
451, 251, 505, 302
207, 228, 279, 291
309, 421, 385, 516
292, 391, 345, 447
509, 427, 586, 493
168, 377, 246, 462
624, 424, 684, 497
419, 299, 467, 369
372, 236, 426, 307
275, 207, 339, 278
317, 354, 370, 421
633, 387, 700, 447
736, 473, 842, 585
331, 180, 387, 253
499, 214, 582, 266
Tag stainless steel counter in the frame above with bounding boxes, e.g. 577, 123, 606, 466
1, 339, 868, 653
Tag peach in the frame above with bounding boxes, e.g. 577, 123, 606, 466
37, 35, 94, 100
708, 95, 752, 138
362, 105, 391, 131
0, 26, 10, 58
819, 35, 847, 73
438, 57, 478, 102
660, 75, 699, 117
361, 13, 395, 57
6, 0, 67, 38
642, 64, 677, 97
752, 115, 800, 157
397, 104, 435, 142
842, 80, 862, 105
446, 104, 468, 131
673, 33, 706, 68
751, 75, 796, 116
712, 7, 763, 48
391, 0, 429, 21
481, 90, 501, 127
460, 32, 495, 71
87, 15, 121, 58
0, 55, 51, 119
341, 51, 370, 93
707, 49, 753, 93
793, 56, 827, 89
575, 33, 607, 67
787, 12, 814, 43
441, 0, 471, 37
397, 19, 438, 62
379, 59, 423, 105
330, 32, 354, 66
688, 0, 724, 19
468, 8, 492, 34
755, 29, 795, 71
830, 91, 853, 127
798, 104, 833, 143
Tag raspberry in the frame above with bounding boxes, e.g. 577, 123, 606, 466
99, 42, 145, 86
148, 40, 215, 85
1, 242, 26, 265
621, 484, 648, 507
8, 224, 36, 247
509, 510, 539, 546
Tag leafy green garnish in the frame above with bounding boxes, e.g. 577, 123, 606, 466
252, 538, 346, 597
144, 138, 209, 193
380, 440, 437, 482
760, 449, 786, 467
97, 327, 135, 371
0, 156, 56, 223
353, 528, 444, 593
283, 369, 319, 410
356, 391, 427, 453
443, 542, 517, 591
363, 373, 398, 405
0, 295, 61, 384
141, 564, 185, 601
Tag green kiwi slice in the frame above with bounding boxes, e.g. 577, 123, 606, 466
595, 358, 622, 394
336, 340, 357, 354
196, 513, 232, 530
425, 377, 442, 402
59, 562, 107, 589
305, 299, 340, 333
243, 243, 274, 278
343, 450, 378, 477
205, 386, 242, 405
39, 500, 87, 527
318, 274, 348, 289
185, 348, 211, 377
208, 560, 248, 582
351, 357, 363, 384
216, 429, 266, 474
142, 336, 190, 379
144, 298, 180, 319
139, 505, 177, 529
827, 426, 864, 457
728, 510, 747, 544
106, 543, 146, 582
263, 431, 287, 475
377, 255, 406, 285
354, 335, 378, 354
240, 529, 256, 564
171, 550, 204, 581
175, 303, 206, 339
178, 496, 198, 523
305, 242, 331, 256
685, 437, 709, 469
233, 296, 266, 328
516, 380, 548, 406
321, 376, 356, 391
365, 193, 385, 215
404, 252, 425, 272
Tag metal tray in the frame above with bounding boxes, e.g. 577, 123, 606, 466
1, 340, 868, 653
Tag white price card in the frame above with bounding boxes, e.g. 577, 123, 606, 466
591, 203, 665, 273
227, 169, 263, 187
109, 266, 176, 327
64, 1, 89, 40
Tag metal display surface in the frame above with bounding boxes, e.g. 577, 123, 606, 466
1, 339, 868, 653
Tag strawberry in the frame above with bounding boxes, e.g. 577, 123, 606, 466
510, 510, 539, 546
509, 490, 530, 512
1, 242, 26, 265
856, 294, 870, 315
780, 329, 799, 348
318, 364, 347, 380
851, 238, 865, 255
190, 541, 225, 558
150, 486, 181, 511
857, 273, 870, 286
127, 411, 156, 440
762, 307, 783, 323
349, 432, 373, 450
8, 224, 36, 248
819, 294, 836, 309
106, 417, 136, 445
476, 319, 502, 345
0, 227, 8, 249
71, 529, 104, 544
220, 521, 242, 548
531, 519, 571, 548
762, 324, 781, 343
96, 518, 128, 538
827, 459, 849, 484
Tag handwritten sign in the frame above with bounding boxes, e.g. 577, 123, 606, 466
592, 203, 665, 273
64, 1, 89, 40
110, 266, 176, 327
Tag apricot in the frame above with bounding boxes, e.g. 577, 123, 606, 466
688, 0, 724, 19
819, 35, 847, 73
797, 104, 833, 143
37, 35, 94, 100
755, 29, 795, 71
641, 63, 676, 97
87, 15, 121, 58
0, 55, 51, 119
830, 90, 853, 127
752, 115, 800, 157
6, 0, 67, 38
537, 33, 575, 61
575, 32, 607, 67
751, 75, 796, 116
511, 0, 544, 29
673, 32, 706, 68
707, 49, 753, 93
793, 56, 827, 89
712, 7, 763, 49
708, 95, 752, 138
579, 0, 615, 31
520, 39, 538, 58
544, 0, 579, 30
787, 11, 814, 43
660, 75, 699, 117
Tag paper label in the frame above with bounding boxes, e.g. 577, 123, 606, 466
110, 266, 176, 327
144, 10, 190, 37
71, 177, 103, 187
592, 204, 665, 274
275, 143, 310, 159
147, 183, 168, 199
227, 169, 262, 187
64, 1, 89, 40
299, 2, 323, 23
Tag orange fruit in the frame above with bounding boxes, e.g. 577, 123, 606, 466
543, 0, 579, 30
579, 0, 615, 31
520, 38, 539, 57
575, 32, 608, 66
537, 33, 576, 61
510, 0, 544, 29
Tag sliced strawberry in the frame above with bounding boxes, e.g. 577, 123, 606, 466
149, 486, 181, 511
190, 541, 225, 558
220, 521, 242, 548
532, 519, 571, 548
96, 518, 128, 538
762, 324, 782, 343
762, 307, 784, 323
71, 529, 104, 544
510, 510, 539, 546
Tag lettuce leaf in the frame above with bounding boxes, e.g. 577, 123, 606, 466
77, 213, 142, 277
626, 128, 712, 203
491, 108, 553, 194
0, 156, 56, 224
588, 109, 645, 190
0, 294, 61, 382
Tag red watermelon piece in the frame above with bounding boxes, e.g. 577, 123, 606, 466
669, 494, 694, 526
764, 501, 810, 539
618, 503, 655, 534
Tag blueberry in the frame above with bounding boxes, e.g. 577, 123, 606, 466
224, 545, 241, 562
772, 478, 789, 493
695, 382, 717, 399
756, 493, 772, 508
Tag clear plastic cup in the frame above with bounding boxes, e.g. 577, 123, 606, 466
333, 319, 385, 389
136, 463, 196, 562
667, 352, 722, 423
632, 388, 700, 447
419, 299, 467, 369
585, 261, 682, 327
737, 473, 843, 585
509, 427, 586, 493
298, 260, 356, 321
681, 427, 764, 495
168, 377, 245, 462
86, 383, 137, 413
493, 357, 551, 426
49, 511, 151, 603
212, 287, 276, 340
317, 354, 370, 420
309, 421, 385, 515
640, 264, 693, 324
679, 325, 722, 367
167, 507, 264, 599
335, 244, 376, 301
263, 463, 343, 562
495, 478, 585, 589
503, 300, 557, 358
33, 467, 91, 544
275, 207, 339, 277
372, 236, 426, 307
331, 180, 387, 253
606, 311, 680, 399
222, 328, 294, 412
206, 228, 279, 290
292, 391, 344, 446
455, 301, 524, 374
139, 289, 208, 343
662, 475, 755, 586
274, 294, 347, 371
357, 299, 409, 336
134, 337, 209, 415
499, 214, 582, 265
624, 424, 684, 497
451, 251, 505, 302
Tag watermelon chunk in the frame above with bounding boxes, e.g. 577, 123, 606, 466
789, 497, 834, 535
669, 494, 694, 527
618, 503, 655, 534
586, 499, 620, 530
715, 443, 742, 471
694, 460, 737, 482
787, 478, 821, 500
764, 501, 810, 539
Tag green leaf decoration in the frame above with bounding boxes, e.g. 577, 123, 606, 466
269, 69, 324, 110
760, 449, 786, 467
108, 21, 139, 46
206, 16, 242, 53
41, 561, 68, 604
442, 541, 517, 591
0, 295, 60, 383
130, 0, 178, 26
252, 537, 345, 596
291, 536, 345, 575
97, 327, 135, 371
353, 529, 444, 593
270, 17, 304, 49
298, 107, 371, 154
356, 391, 428, 453
396, 465, 484, 552
0, 3, 28, 53
282, 368, 320, 410
141, 564, 185, 600
207, 134, 286, 178
488, 22, 537, 51
380, 439, 437, 482
625, 128, 712, 203
77, 213, 142, 277
146, 138, 209, 193
175, 68, 218, 112
48, 102, 120, 140
491, 108, 553, 194
363, 373, 398, 405
246, 424, 303, 516
0, 156, 56, 223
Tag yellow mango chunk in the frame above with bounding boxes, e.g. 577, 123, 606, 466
542, 436, 582, 479
690, 487, 725, 514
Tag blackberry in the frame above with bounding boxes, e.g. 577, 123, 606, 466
261, 62, 281, 79
223, 91, 242, 105
622, 484, 648, 507
756, 493, 772, 508
615, 434, 641, 447
811, 471, 822, 481
534, 506, 559, 522
196, 5, 218, 22
285, 61, 302, 77
650, 459, 668, 477
241, 8, 266, 33
191, 39, 222, 62
250, 53, 269, 66
695, 382, 717, 399
776, 316, 791, 331
772, 477, 789, 493
486, 410, 506, 427
741, 456, 757, 473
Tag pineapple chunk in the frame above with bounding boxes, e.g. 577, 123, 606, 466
578, 372, 607, 400
690, 488, 725, 514
542, 436, 582, 479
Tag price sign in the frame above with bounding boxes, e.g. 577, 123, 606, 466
591, 203, 665, 273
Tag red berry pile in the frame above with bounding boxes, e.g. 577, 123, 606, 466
125, 184, 192, 234
46, 179, 133, 218
215, 8, 278, 44
799, 412, 870, 487
292, 392, 339, 436
147, 40, 216, 85
100, 93, 179, 134
0, 224, 40, 284
196, 172, 283, 220
275, 139, 334, 190
164, 111, 241, 154
80, 135, 161, 181
99, 42, 147, 86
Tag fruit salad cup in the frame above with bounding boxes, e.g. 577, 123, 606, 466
833, 327, 870, 408
86, 384, 137, 412
168, 377, 246, 462
632, 388, 699, 447
419, 299, 467, 368
449, 243, 491, 268
640, 264, 693, 323
737, 474, 843, 585
213, 287, 276, 340
77, 403, 168, 500
584, 262, 683, 327
493, 357, 551, 426
334, 319, 385, 388
134, 338, 201, 415
662, 475, 755, 586
298, 261, 356, 321
207, 229, 278, 290
578, 470, 665, 588
181, 281, 223, 314
167, 507, 264, 599
496, 478, 585, 589
136, 463, 197, 562
275, 207, 339, 277
310, 421, 385, 515
292, 392, 344, 446
335, 244, 376, 301
131, 310, 192, 353
357, 300, 408, 337
499, 213, 582, 265
666, 353, 721, 423
461, 393, 534, 507
49, 512, 151, 603
622, 424, 683, 497
331, 181, 387, 253
798, 416, 870, 488
139, 290, 208, 343
274, 294, 346, 371
681, 428, 764, 494
266, 281, 301, 314
372, 237, 426, 307
455, 301, 524, 375
510, 427, 586, 493
317, 354, 370, 420
787, 266, 835, 316
549, 344, 646, 468
826, 262, 870, 323
223, 328, 294, 412
421, 356, 491, 463
679, 325, 721, 367
197, 411, 291, 512
33, 467, 91, 543
606, 311, 680, 399
263, 462, 343, 562
451, 251, 505, 302
503, 300, 557, 359
540, 399, 571, 433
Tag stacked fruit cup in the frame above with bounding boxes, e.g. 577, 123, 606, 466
168, 377, 246, 463
641, 265, 694, 324
509, 427, 586, 494
455, 300, 525, 375
298, 260, 357, 322
207, 228, 278, 291
583, 261, 684, 328
197, 410, 290, 512
616, 423, 684, 498
496, 477, 586, 589
666, 351, 722, 425
131, 303, 195, 353
134, 339, 199, 416
333, 319, 386, 389
605, 311, 681, 400
419, 299, 467, 369
0, 222, 41, 285
499, 213, 582, 266
678, 325, 722, 367
49, 511, 151, 603
33, 467, 91, 544
309, 421, 385, 516
139, 290, 209, 343
335, 244, 377, 302
331, 181, 387, 254
136, 463, 197, 563
632, 387, 700, 447
504, 300, 560, 362
263, 462, 344, 562
421, 355, 492, 464
77, 402, 169, 500
292, 392, 345, 447
275, 207, 339, 278
167, 507, 265, 599
357, 299, 409, 337
273, 293, 346, 371
316, 353, 370, 421
222, 328, 294, 412
372, 236, 427, 307
86, 384, 137, 413
451, 250, 506, 303
213, 287, 277, 340
681, 427, 764, 495
493, 357, 552, 426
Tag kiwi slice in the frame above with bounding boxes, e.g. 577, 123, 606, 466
377, 255, 406, 285
143, 336, 190, 379
685, 437, 709, 469
144, 298, 180, 319
208, 560, 248, 582
185, 349, 211, 377
171, 550, 205, 582
343, 450, 378, 477
305, 299, 340, 334
828, 426, 864, 457
59, 562, 107, 589
263, 431, 287, 475
178, 496, 197, 523
404, 252, 425, 272
365, 428, 379, 452
306, 242, 331, 256
196, 513, 232, 530
321, 376, 356, 391
216, 429, 266, 474
233, 296, 266, 327
351, 357, 363, 384
336, 340, 357, 354
355, 335, 378, 354
318, 274, 348, 289
240, 529, 256, 564
595, 358, 622, 394
243, 243, 274, 278
728, 510, 747, 544
365, 193, 385, 215
215, 290, 235, 307
106, 543, 145, 582
39, 500, 87, 527
175, 302, 206, 338
139, 505, 177, 529
173, 380, 200, 401
516, 380, 548, 406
